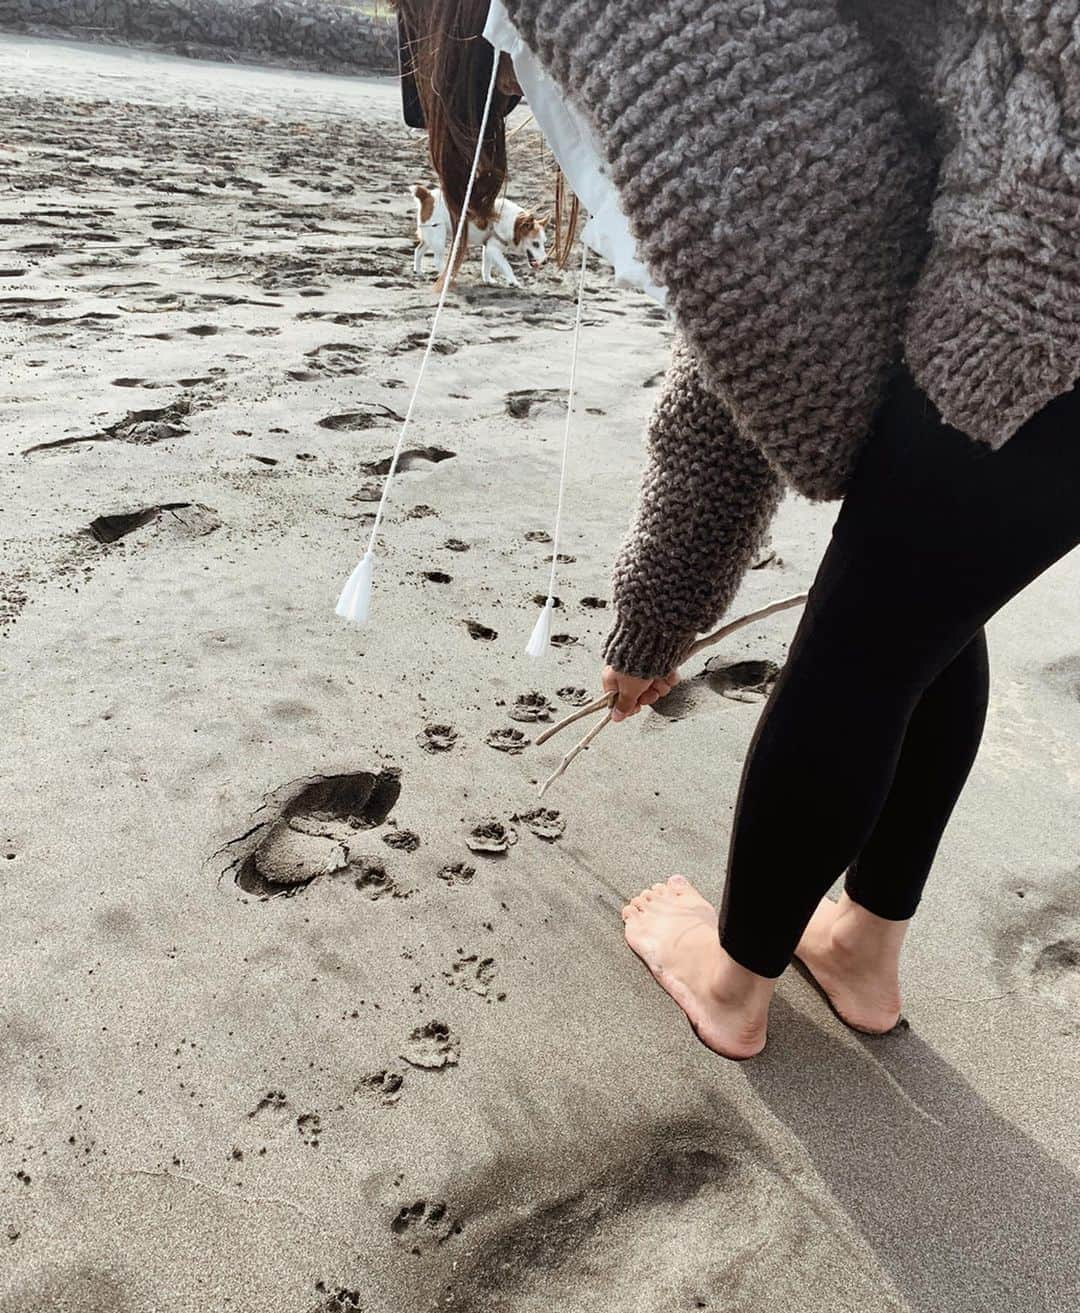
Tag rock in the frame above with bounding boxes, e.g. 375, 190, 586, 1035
0, 1, 398, 75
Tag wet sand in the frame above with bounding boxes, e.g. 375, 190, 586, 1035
2, 33, 1079, 1313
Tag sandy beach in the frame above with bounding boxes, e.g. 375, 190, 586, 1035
2, 33, 1079, 1313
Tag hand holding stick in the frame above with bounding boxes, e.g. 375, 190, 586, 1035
534, 592, 808, 797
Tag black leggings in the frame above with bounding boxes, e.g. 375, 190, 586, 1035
719, 366, 1080, 979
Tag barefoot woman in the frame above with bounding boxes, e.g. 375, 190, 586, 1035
398, 0, 1080, 1057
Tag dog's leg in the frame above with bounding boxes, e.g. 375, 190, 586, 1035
481, 243, 495, 285
489, 243, 518, 287
413, 242, 424, 275
432, 236, 447, 278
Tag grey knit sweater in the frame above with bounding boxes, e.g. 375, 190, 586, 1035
501, 0, 1080, 678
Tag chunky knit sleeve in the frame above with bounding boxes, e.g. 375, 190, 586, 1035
602, 341, 782, 679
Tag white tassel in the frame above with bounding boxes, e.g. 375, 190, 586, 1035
335, 550, 374, 626
525, 597, 555, 658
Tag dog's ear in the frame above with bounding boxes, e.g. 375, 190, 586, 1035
513, 212, 535, 246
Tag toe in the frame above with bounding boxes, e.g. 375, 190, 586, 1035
631, 895, 650, 912
668, 874, 689, 891
621, 902, 638, 920
651, 882, 667, 893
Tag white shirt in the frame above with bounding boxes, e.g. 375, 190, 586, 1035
482, 0, 668, 309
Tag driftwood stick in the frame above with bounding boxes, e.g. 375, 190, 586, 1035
536, 593, 808, 750
538, 710, 613, 799
531, 592, 809, 797
683, 592, 808, 660
535, 692, 615, 746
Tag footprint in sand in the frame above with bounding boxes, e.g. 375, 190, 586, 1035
306, 1288, 364, 1313
432, 1118, 817, 1312
438, 862, 476, 887
401, 1020, 460, 1070
995, 869, 1080, 1011
649, 658, 782, 724
391, 1199, 462, 1252
1032, 940, 1080, 1008
557, 686, 591, 706
704, 658, 780, 702
212, 769, 403, 899
418, 724, 459, 753
443, 538, 470, 552
383, 829, 421, 853
353, 857, 400, 901
443, 953, 499, 999
530, 593, 562, 609
24, 398, 192, 455
509, 692, 556, 723
423, 571, 453, 585
465, 819, 518, 856
505, 388, 567, 419
247, 1089, 289, 1122
185, 324, 221, 337
318, 404, 405, 432
512, 808, 565, 841
486, 728, 529, 754
466, 621, 498, 642
347, 480, 384, 504
357, 1069, 406, 1107
392, 331, 458, 356
580, 596, 608, 610
359, 447, 455, 476
291, 342, 368, 379
88, 503, 221, 544
295, 1112, 321, 1148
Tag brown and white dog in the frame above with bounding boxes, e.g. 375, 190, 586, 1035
411, 184, 547, 286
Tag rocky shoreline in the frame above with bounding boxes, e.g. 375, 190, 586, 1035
0, 0, 396, 74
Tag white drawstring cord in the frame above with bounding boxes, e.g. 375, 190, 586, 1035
336, 52, 501, 626
525, 238, 588, 657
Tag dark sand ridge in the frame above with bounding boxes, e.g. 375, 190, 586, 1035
2, 34, 1078, 1313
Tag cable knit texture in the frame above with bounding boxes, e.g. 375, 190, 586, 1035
603, 339, 783, 677
499, 0, 1080, 676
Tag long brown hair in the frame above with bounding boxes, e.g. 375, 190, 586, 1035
396, 1, 509, 236
395, 1, 579, 273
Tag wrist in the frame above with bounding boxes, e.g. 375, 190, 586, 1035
602, 614, 695, 681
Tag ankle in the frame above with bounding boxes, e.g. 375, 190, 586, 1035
714, 947, 775, 1011
830, 893, 909, 965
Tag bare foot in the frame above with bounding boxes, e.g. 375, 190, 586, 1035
621, 875, 773, 1060
795, 892, 905, 1034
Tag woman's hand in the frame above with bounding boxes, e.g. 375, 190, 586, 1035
601, 665, 681, 723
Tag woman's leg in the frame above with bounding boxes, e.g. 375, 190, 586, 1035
796, 631, 990, 1031
718, 370, 1080, 979
623, 367, 1080, 1054
846, 629, 990, 920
